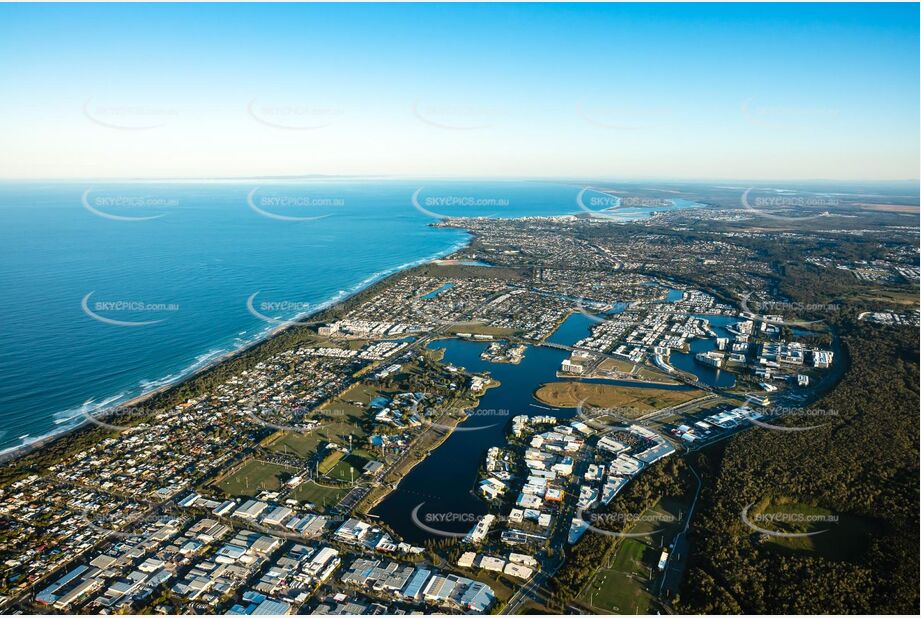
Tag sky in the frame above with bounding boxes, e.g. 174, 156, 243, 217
0, 2, 917, 181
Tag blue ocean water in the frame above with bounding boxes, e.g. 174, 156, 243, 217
0, 180, 701, 454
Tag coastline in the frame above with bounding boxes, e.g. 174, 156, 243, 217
0, 232, 473, 467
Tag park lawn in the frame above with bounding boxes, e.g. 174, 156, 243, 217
265, 420, 364, 458
534, 381, 704, 416
338, 382, 388, 406
263, 388, 370, 458
215, 460, 297, 497
317, 397, 367, 427
289, 480, 349, 509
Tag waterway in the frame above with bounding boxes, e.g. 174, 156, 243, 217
372, 325, 691, 543
371, 294, 843, 542
420, 282, 455, 299
669, 315, 738, 388
371, 339, 573, 542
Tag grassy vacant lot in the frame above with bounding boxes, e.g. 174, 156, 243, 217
649, 397, 730, 426
290, 480, 349, 508
215, 459, 297, 497
596, 357, 637, 373
451, 567, 517, 603
534, 381, 703, 416
446, 323, 517, 337
754, 499, 876, 562
846, 288, 920, 307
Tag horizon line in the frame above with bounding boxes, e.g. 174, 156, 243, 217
0, 175, 918, 186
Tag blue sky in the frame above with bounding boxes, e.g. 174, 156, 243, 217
0, 3, 917, 180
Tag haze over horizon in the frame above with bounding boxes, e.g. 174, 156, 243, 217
1, 3, 918, 181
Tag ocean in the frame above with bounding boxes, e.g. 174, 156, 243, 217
0, 179, 702, 454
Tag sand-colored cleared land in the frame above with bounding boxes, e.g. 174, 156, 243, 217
534, 382, 703, 416
855, 203, 919, 214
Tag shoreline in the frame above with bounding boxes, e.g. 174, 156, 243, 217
0, 233, 473, 467
359, 377, 503, 515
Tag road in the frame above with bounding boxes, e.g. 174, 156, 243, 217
502, 446, 595, 615
657, 462, 702, 598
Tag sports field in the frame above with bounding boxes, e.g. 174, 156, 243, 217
290, 480, 349, 508
578, 498, 684, 613
215, 459, 297, 497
